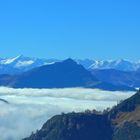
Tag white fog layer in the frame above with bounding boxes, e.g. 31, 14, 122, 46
0, 87, 135, 140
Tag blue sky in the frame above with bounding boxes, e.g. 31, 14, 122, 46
0, 0, 140, 60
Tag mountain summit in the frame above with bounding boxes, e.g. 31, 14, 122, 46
5, 59, 99, 88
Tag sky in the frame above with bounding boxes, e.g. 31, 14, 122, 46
0, 0, 140, 60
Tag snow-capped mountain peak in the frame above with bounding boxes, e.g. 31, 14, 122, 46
88, 59, 139, 71
0, 55, 22, 65
0, 56, 60, 74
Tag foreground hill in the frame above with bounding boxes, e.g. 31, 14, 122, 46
23, 90, 140, 140
0, 59, 134, 91
23, 113, 112, 140
109, 91, 140, 140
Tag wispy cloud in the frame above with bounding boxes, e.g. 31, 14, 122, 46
0, 87, 134, 140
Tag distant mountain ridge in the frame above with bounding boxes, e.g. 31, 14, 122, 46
0, 56, 138, 91
77, 59, 140, 71
90, 69, 140, 88
0, 58, 134, 91
0, 56, 140, 74
88, 59, 140, 71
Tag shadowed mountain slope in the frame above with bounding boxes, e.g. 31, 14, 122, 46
91, 69, 140, 88
23, 113, 112, 140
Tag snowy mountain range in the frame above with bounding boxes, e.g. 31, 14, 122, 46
0, 55, 140, 74
0, 55, 59, 74
77, 59, 140, 71
93, 59, 140, 71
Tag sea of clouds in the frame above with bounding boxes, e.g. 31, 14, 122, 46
0, 87, 135, 140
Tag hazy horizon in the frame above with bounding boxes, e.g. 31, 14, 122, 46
1, 55, 140, 62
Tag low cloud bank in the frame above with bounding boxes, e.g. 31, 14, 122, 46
0, 87, 134, 101
0, 87, 135, 140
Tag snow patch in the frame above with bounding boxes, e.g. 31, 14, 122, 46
15, 60, 34, 67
